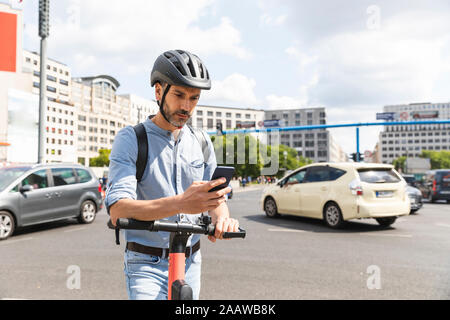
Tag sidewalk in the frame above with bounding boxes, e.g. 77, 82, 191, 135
230, 181, 268, 193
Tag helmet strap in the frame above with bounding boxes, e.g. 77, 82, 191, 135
158, 84, 172, 124
157, 84, 183, 130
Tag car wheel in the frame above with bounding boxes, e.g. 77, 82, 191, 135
264, 197, 279, 218
323, 202, 345, 229
78, 200, 97, 224
375, 217, 397, 227
0, 211, 15, 240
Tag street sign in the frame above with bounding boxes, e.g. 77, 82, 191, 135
376, 112, 396, 120
262, 119, 285, 127
411, 110, 439, 119
236, 121, 256, 128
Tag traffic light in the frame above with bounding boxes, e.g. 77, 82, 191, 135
216, 122, 223, 135
39, 0, 50, 38
350, 152, 364, 162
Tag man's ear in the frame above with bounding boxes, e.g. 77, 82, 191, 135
155, 82, 162, 102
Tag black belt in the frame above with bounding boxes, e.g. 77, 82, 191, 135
126, 241, 200, 259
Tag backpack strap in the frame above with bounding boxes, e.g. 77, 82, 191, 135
187, 125, 210, 164
133, 123, 209, 183
133, 123, 148, 182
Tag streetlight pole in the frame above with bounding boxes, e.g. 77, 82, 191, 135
38, 0, 49, 163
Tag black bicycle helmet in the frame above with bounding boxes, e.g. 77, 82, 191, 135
151, 50, 211, 128
151, 49, 211, 90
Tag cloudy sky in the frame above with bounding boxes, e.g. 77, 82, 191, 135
13, 0, 450, 154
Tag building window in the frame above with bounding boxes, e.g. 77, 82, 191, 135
47, 86, 57, 93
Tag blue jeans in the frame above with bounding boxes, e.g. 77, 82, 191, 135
124, 248, 202, 300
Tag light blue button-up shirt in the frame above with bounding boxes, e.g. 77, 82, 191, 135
105, 116, 217, 248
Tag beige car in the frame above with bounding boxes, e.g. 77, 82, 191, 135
261, 162, 410, 228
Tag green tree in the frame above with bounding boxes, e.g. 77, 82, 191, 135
392, 156, 406, 172
419, 150, 450, 169
211, 134, 311, 179
89, 149, 111, 167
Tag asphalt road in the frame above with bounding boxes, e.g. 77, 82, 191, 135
1, 187, 450, 300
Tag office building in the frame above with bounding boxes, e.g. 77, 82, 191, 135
71, 76, 158, 166
379, 102, 450, 163
264, 108, 347, 163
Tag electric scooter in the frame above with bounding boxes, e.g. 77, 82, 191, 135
108, 215, 246, 300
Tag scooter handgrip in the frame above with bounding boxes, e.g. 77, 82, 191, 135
116, 218, 154, 230
223, 228, 246, 239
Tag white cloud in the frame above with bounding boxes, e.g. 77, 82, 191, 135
260, 13, 287, 27
25, 0, 251, 76
264, 94, 307, 110
201, 73, 260, 107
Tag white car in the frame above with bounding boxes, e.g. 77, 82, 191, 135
261, 162, 410, 228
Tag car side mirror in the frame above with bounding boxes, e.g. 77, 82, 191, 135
19, 185, 33, 193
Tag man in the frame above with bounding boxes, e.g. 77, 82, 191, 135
105, 49, 239, 300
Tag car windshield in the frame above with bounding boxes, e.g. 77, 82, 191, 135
436, 171, 450, 188
358, 168, 401, 183
0, 167, 30, 191
403, 176, 415, 185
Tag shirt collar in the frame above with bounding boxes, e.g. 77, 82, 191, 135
144, 115, 187, 142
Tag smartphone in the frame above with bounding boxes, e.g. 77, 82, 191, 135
209, 166, 235, 192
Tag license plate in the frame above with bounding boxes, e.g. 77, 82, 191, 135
410, 198, 416, 203
376, 191, 393, 198
441, 190, 450, 194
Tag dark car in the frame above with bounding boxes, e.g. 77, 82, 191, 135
420, 169, 450, 203
0, 163, 103, 240
402, 175, 423, 213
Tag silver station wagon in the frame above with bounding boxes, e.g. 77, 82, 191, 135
0, 163, 103, 240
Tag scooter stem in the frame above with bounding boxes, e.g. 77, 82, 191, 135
168, 232, 191, 300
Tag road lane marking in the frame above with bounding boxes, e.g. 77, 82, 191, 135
0, 237, 33, 245
360, 233, 412, 238
63, 227, 87, 233
436, 223, 450, 228
268, 228, 305, 233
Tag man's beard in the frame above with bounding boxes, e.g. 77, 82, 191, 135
162, 103, 191, 128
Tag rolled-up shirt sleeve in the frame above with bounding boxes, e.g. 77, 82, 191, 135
105, 126, 138, 215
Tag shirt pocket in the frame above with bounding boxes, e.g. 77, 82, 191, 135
185, 159, 205, 182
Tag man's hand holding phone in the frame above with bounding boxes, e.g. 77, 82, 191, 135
178, 178, 231, 214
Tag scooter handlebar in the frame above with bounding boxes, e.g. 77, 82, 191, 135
108, 218, 246, 239
114, 218, 155, 231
